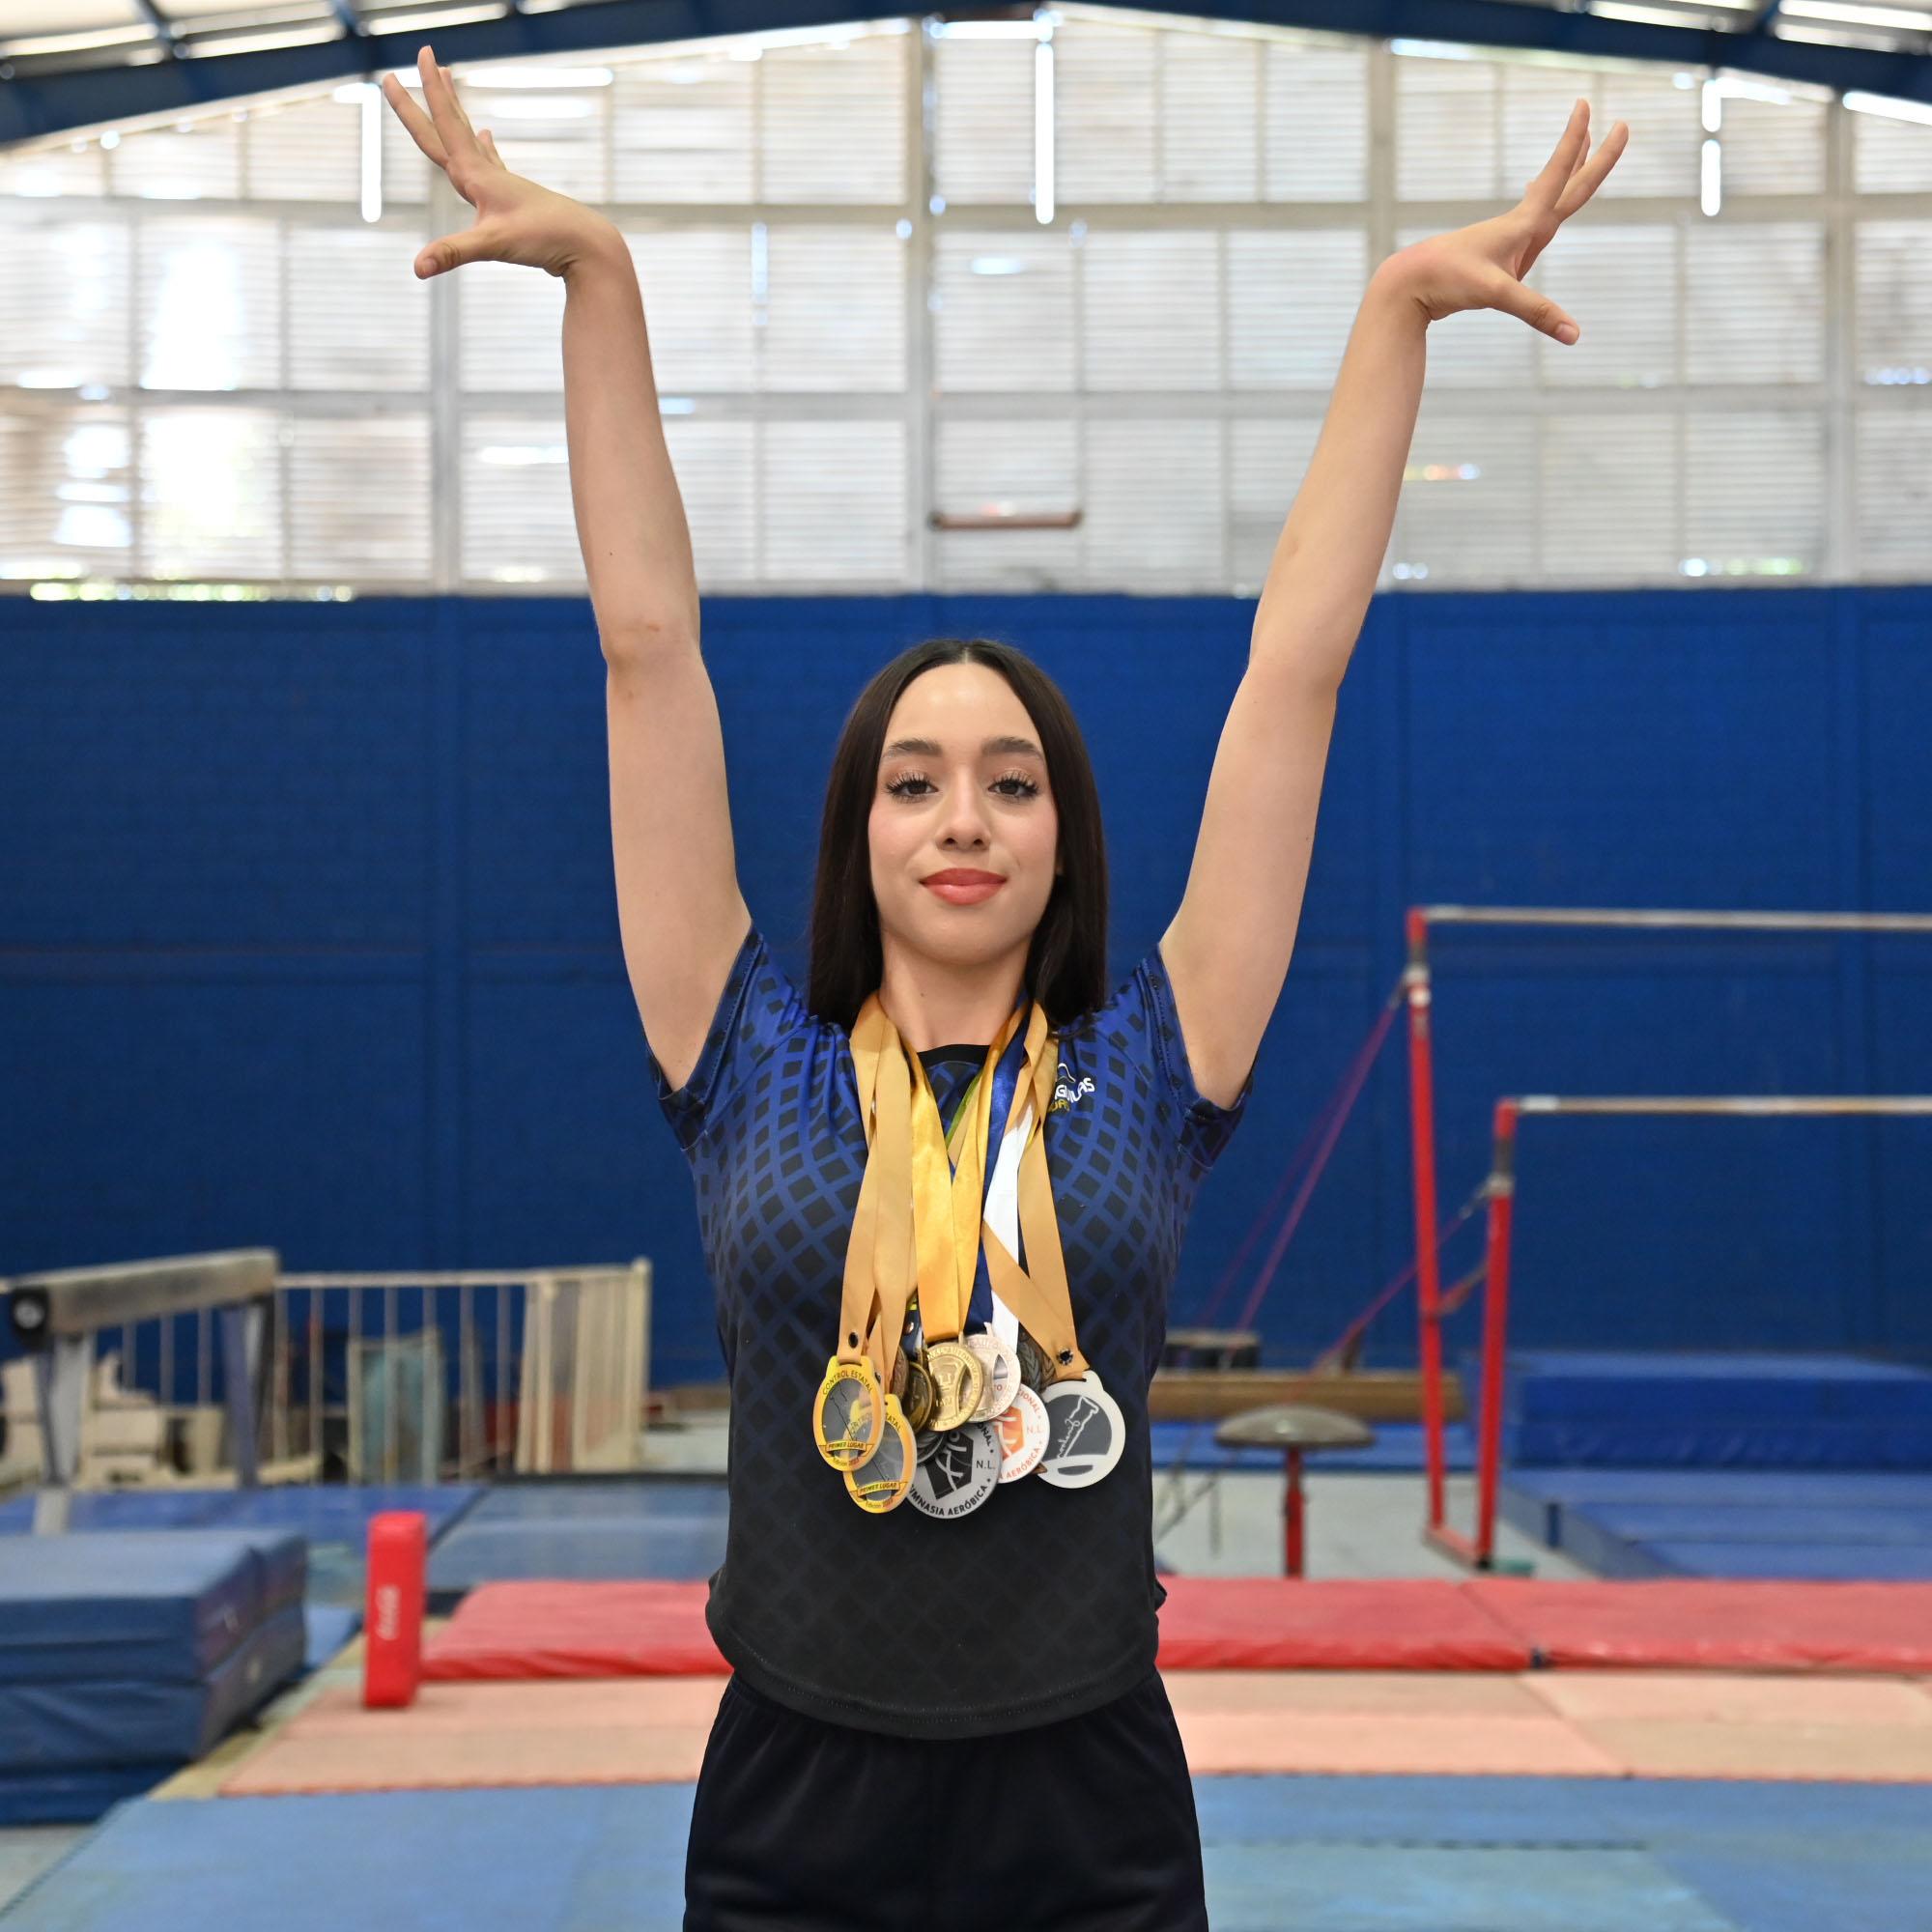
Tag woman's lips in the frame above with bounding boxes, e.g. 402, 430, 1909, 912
923, 876, 1006, 905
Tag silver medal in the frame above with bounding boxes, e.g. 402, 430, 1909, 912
907, 1419, 1002, 1520
965, 1330, 1020, 1422
1036, 1373, 1126, 1489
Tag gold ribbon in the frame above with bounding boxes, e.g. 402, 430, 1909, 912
841, 991, 1089, 1391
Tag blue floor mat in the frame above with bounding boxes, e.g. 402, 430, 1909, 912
8, 1777, 1927, 1932
423, 1481, 730, 1605
0, 1487, 482, 1545
1498, 1469, 1932, 1579
1149, 1419, 1476, 1473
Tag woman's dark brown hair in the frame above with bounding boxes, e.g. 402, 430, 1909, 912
807, 638, 1109, 1033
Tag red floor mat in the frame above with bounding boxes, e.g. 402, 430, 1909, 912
425, 1580, 724, 1681
423, 1577, 1531, 1679
1465, 1579, 1932, 1672
1154, 1578, 1531, 1670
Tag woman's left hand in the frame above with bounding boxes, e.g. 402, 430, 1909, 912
1381, 98, 1629, 345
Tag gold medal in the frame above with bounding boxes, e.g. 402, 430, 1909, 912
812, 1354, 884, 1471
923, 1336, 987, 1432
842, 1392, 916, 1512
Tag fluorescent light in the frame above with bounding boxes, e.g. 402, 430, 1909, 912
1034, 35, 1054, 224
969, 256, 1029, 274
933, 18, 1046, 35
462, 66, 614, 86
1843, 89, 1932, 123
1702, 78, 1722, 130
475, 95, 597, 119
186, 22, 338, 57
1700, 134, 1721, 214
375, 5, 512, 35
1780, 0, 1932, 25
1389, 38, 1481, 58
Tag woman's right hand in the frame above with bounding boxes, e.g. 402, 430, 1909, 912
382, 44, 617, 280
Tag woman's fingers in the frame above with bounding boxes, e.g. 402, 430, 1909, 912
380, 70, 449, 170
1526, 99, 1592, 213
1554, 121, 1630, 220
420, 46, 486, 168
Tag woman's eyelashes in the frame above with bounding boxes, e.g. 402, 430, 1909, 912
883, 770, 1040, 801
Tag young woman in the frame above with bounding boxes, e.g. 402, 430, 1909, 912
384, 47, 1625, 1929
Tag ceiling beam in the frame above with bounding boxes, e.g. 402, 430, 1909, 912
1, 0, 1927, 147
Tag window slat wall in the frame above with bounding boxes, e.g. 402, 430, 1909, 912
0, 10, 1928, 597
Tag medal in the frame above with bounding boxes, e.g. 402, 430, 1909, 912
1036, 1372, 1125, 1489
966, 1329, 1019, 1421
914, 1423, 949, 1464
843, 1394, 916, 1513
812, 1355, 885, 1471
1015, 1326, 1054, 1393
907, 1419, 1001, 1520
923, 1337, 986, 1432
900, 1350, 936, 1432
995, 1381, 1049, 1481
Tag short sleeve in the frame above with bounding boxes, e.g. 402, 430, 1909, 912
647, 921, 810, 1155
1138, 941, 1255, 1174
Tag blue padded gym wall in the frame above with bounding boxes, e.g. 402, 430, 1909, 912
3, 585, 1929, 1385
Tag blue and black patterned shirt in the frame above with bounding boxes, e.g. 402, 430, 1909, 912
649, 918, 1251, 1738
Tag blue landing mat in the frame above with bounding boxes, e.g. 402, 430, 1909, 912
1149, 1419, 1476, 1473
0, 1486, 482, 1545
1469, 1350, 1932, 1469
424, 1481, 729, 1606
8, 1778, 1928, 1932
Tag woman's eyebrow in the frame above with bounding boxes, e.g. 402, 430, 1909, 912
881, 734, 1044, 760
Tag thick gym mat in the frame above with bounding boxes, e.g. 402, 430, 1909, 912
421, 1576, 1932, 1680
0, 1531, 304, 1683
422, 1577, 1530, 1677
1469, 1350, 1932, 1468
1465, 1578, 1932, 1671
0, 1604, 307, 1770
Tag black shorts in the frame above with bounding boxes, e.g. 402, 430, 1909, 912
683, 1667, 1208, 1932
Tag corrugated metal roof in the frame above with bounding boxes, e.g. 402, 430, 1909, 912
2, 0, 1928, 146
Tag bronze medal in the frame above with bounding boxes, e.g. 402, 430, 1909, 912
900, 1350, 936, 1432
995, 1381, 1050, 1482
1015, 1327, 1055, 1393
843, 1392, 916, 1513
812, 1354, 885, 1471
923, 1337, 987, 1432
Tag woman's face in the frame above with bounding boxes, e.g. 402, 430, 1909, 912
868, 662, 1061, 977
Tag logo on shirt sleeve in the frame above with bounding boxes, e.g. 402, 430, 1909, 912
1049, 1060, 1096, 1115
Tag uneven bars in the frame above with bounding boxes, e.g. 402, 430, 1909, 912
1443, 1092, 1932, 1574
1519, 1095, 1932, 1116
1418, 906, 1932, 933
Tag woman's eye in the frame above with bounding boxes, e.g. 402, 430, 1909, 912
884, 772, 1039, 800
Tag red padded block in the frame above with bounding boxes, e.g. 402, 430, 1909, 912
363, 1511, 427, 1708
1465, 1579, 1932, 1674
1154, 1577, 1532, 1671
424, 1580, 726, 1681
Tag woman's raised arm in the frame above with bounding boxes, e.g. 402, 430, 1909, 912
384, 46, 751, 1088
